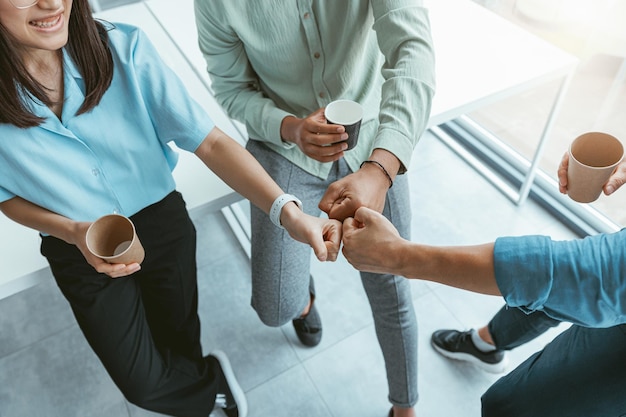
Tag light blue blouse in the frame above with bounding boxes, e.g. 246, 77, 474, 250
494, 230, 626, 328
0, 23, 214, 221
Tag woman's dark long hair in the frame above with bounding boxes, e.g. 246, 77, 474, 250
0, 0, 113, 128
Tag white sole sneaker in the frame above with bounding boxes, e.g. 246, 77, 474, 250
431, 338, 509, 374
210, 350, 248, 417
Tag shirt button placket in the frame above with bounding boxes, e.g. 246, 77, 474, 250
314, 47, 323, 99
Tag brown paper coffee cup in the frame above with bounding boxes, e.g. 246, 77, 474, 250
86, 214, 145, 264
567, 132, 624, 203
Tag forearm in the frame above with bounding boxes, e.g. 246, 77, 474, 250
0, 197, 79, 244
196, 128, 341, 262
195, 127, 284, 214
343, 207, 500, 295
403, 242, 501, 296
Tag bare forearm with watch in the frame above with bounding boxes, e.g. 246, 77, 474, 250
319, 148, 400, 221
195, 127, 342, 261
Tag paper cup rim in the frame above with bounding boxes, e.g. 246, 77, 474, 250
569, 132, 624, 169
325, 100, 363, 125
85, 214, 138, 260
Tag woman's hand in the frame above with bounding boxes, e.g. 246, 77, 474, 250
0, 197, 139, 279
279, 202, 342, 262
71, 220, 141, 278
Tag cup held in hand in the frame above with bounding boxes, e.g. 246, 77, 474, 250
567, 132, 624, 203
325, 99, 363, 150
86, 214, 145, 265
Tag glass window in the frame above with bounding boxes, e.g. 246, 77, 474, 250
466, 0, 626, 228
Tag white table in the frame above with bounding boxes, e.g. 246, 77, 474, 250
0, 0, 578, 300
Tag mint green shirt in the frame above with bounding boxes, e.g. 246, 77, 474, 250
195, 0, 435, 179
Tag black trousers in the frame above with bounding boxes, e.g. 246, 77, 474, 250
41, 191, 217, 417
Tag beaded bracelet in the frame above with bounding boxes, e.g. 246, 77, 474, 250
360, 160, 393, 188
269, 194, 303, 229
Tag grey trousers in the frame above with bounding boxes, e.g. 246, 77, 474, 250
246, 140, 418, 408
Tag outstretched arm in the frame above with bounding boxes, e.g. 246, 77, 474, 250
342, 206, 500, 295
195, 127, 341, 262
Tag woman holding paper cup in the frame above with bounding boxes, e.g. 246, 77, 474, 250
195, 2, 435, 416
0, 1, 342, 416
342, 152, 626, 417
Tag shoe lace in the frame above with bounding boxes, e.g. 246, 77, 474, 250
449, 331, 472, 350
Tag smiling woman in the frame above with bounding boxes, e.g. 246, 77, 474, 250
0, 0, 105, 127
0, 0, 343, 415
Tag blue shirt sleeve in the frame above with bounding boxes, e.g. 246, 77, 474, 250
125, 26, 214, 152
494, 230, 626, 328
0, 186, 14, 204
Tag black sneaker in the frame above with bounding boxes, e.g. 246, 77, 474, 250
209, 350, 247, 417
431, 329, 507, 374
292, 302, 322, 347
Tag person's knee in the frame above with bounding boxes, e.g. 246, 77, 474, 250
251, 276, 311, 327
253, 300, 302, 327
119, 380, 160, 409
255, 310, 286, 327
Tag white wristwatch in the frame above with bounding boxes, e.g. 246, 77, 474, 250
269, 194, 303, 229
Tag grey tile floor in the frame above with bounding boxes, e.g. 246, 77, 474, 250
0, 131, 577, 417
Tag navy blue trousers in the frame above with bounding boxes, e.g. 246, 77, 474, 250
483, 306, 626, 417
488, 305, 560, 350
